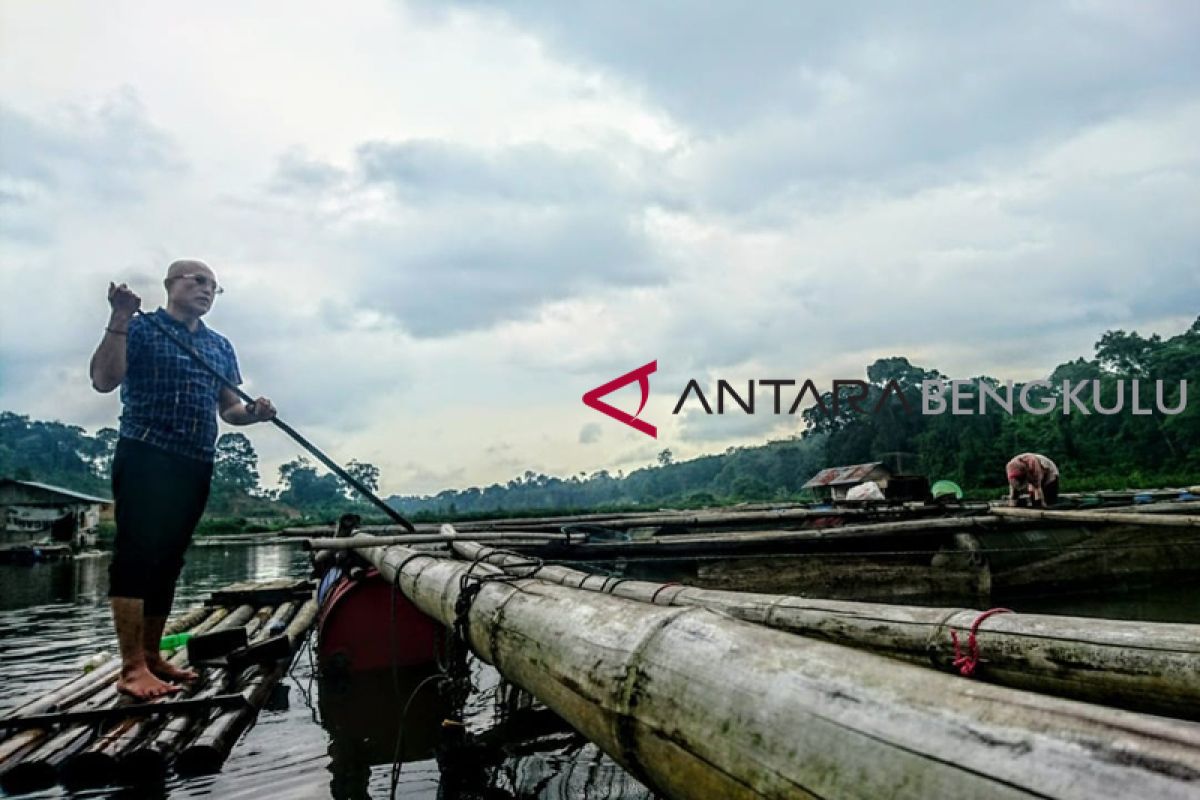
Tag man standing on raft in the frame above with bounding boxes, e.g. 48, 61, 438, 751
90, 260, 276, 699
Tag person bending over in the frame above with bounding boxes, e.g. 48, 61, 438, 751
1006, 452, 1060, 508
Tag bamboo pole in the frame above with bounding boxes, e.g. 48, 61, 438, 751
115, 604, 278, 781
0, 606, 227, 791
280, 503, 990, 538
304, 532, 571, 550
991, 506, 1200, 527
359, 543, 1200, 800
175, 598, 319, 776
455, 542, 1200, 720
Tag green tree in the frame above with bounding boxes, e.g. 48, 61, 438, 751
278, 457, 343, 509
214, 433, 260, 495
344, 459, 381, 500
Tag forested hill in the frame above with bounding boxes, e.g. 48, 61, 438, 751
2, 316, 1196, 520
389, 315, 1199, 515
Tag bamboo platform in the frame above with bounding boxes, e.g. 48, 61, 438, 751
353, 541, 1200, 800
454, 541, 1200, 720
0, 579, 318, 794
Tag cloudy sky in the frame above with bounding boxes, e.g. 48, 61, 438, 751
1, 1, 1198, 495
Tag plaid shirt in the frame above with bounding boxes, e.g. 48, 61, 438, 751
119, 308, 241, 462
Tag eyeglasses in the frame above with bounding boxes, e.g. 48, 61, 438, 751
170, 274, 225, 295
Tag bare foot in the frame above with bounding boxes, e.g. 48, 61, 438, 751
117, 663, 181, 700
145, 654, 199, 683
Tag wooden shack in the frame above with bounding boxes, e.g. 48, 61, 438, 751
0, 478, 111, 550
801, 462, 892, 500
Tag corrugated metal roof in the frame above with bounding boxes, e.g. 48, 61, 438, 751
0, 479, 112, 505
801, 462, 888, 489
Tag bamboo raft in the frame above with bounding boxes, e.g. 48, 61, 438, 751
350, 540, 1200, 800
288, 496, 1200, 604
457, 506, 1200, 605
0, 579, 318, 794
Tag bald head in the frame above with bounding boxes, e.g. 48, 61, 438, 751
166, 259, 212, 281
163, 259, 220, 323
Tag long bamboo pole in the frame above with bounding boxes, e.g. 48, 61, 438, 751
991, 506, 1200, 527
175, 598, 319, 776
455, 542, 1200, 720
359, 543, 1200, 800
280, 503, 990, 538
304, 532, 571, 550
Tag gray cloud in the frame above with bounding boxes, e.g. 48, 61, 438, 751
436, 2, 1200, 218
578, 423, 602, 444
358, 140, 636, 205
0, 89, 182, 203
270, 148, 348, 194
266, 137, 671, 338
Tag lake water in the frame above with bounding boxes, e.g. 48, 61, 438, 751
1, 543, 1196, 799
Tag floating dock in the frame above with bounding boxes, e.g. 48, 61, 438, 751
344, 538, 1200, 800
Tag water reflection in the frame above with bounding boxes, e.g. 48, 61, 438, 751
319, 665, 448, 799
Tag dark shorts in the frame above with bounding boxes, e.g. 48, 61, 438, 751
109, 437, 212, 616
1044, 477, 1060, 506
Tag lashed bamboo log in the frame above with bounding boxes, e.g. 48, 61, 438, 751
0, 605, 231, 793
455, 542, 1200, 720
59, 605, 244, 788
991, 506, 1200, 527
359, 543, 1200, 800
1101, 501, 1200, 515
175, 598, 319, 776
281, 503, 988, 538
304, 532, 570, 550
115, 604, 277, 781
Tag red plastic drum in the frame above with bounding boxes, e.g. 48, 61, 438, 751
317, 568, 442, 674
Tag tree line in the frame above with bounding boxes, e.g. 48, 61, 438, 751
1, 316, 1195, 522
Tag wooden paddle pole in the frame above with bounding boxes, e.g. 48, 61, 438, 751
136, 309, 416, 533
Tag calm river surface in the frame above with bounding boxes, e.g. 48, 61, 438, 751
1, 544, 1197, 799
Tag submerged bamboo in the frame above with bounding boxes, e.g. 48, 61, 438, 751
175, 598, 319, 776
359, 543, 1200, 800
455, 542, 1200, 720
991, 506, 1200, 527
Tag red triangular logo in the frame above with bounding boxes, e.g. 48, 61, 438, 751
582, 360, 657, 438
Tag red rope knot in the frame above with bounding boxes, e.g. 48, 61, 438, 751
950, 608, 1012, 677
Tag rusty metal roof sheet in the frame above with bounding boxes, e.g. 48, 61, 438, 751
0, 478, 112, 505
801, 462, 888, 489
